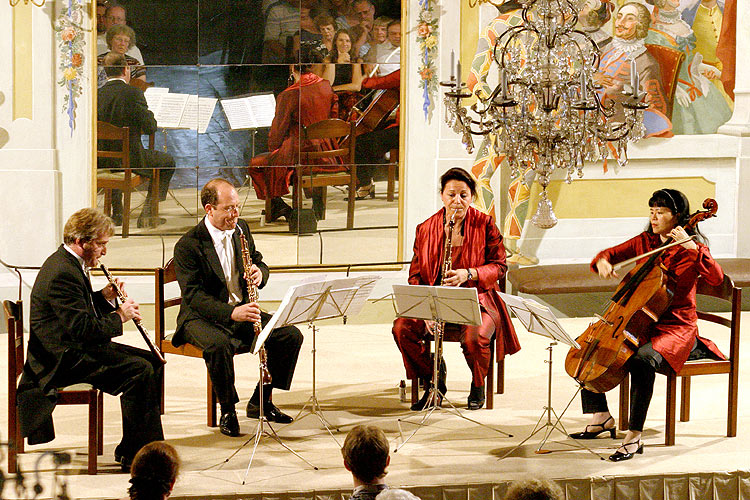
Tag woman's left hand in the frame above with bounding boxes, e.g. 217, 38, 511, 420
443, 269, 470, 287
669, 226, 698, 250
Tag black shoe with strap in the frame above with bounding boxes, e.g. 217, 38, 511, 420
568, 416, 617, 439
467, 385, 485, 410
609, 439, 643, 461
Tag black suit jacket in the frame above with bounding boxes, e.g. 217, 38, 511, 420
18, 246, 121, 443
172, 218, 270, 347
97, 79, 157, 171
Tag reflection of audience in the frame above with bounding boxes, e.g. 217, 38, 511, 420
352, 0, 376, 27
598, 2, 672, 137
350, 23, 372, 59
342, 425, 390, 500
503, 478, 564, 500
96, 1, 107, 35
127, 441, 180, 500
98, 53, 176, 228
263, 0, 301, 63
307, 14, 337, 60
98, 25, 146, 87
249, 50, 341, 223
96, 4, 144, 64
323, 29, 364, 118
364, 16, 392, 70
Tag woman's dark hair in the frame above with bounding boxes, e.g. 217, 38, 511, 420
647, 188, 707, 244
440, 167, 477, 197
329, 28, 358, 62
295, 43, 321, 73
128, 442, 180, 500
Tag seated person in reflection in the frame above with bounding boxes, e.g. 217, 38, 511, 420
97, 53, 175, 228
306, 13, 337, 60
173, 178, 303, 437
263, 0, 300, 63
17, 208, 164, 472
343, 425, 390, 500
97, 3, 144, 64
568, 189, 724, 461
392, 168, 520, 411
249, 46, 341, 223
126, 441, 180, 500
322, 29, 363, 118
97, 25, 146, 88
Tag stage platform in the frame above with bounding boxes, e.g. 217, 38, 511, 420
2, 314, 749, 500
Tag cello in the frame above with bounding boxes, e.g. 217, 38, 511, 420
564, 199, 718, 393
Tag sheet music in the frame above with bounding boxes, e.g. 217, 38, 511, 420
255, 275, 379, 354
498, 292, 579, 348
392, 284, 482, 326
179, 95, 218, 133
220, 93, 277, 130
153, 93, 189, 129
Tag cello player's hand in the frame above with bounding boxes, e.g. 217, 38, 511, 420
669, 226, 698, 250
596, 258, 618, 279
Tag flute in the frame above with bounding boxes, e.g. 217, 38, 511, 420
99, 264, 167, 365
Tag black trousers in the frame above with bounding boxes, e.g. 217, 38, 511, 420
354, 126, 399, 188
181, 311, 303, 407
580, 340, 695, 432
53, 343, 164, 460
108, 150, 176, 215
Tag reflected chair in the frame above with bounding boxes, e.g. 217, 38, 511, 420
387, 148, 398, 202
645, 44, 685, 120
618, 274, 741, 446
297, 118, 357, 229
5, 300, 104, 475
155, 259, 219, 427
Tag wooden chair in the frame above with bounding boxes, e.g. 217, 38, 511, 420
387, 148, 398, 202
618, 274, 741, 446
645, 44, 686, 120
155, 259, 219, 427
5, 300, 103, 475
296, 118, 357, 229
96, 121, 145, 238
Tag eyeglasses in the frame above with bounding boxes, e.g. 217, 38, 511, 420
212, 204, 240, 215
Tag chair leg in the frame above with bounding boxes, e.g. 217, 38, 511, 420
387, 160, 397, 202
496, 357, 505, 394
679, 376, 691, 422
207, 372, 217, 428
665, 372, 677, 446
728, 368, 738, 438
411, 377, 419, 404
346, 177, 356, 229
97, 391, 104, 454
103, 189, 112, 216
151, 169, 160, 219
619, 376, 629, 431
88, 390, 98, 474
485, 338, 495, 409
160, 369, 166, 416
122, 187, 132, 238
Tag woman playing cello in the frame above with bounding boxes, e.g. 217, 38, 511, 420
392, 168, 520, 411
569, 189, 725, 461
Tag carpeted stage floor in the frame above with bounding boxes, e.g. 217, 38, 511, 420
3, 313, 749, 500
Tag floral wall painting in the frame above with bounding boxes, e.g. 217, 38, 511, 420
416, 0, 439, 119
55, 0, 86, 136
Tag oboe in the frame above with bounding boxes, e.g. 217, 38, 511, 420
99, 264, 166, 365
236, 225, 272, 384
434, 208, 458, 368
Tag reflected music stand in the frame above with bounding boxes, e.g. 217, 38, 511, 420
392, 284, 513, 452
497, 292, 604, 459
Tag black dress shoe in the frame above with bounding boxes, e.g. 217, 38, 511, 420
219, 411, 241, 437
246, 401, 293, 424
569, 416, 617, 440
609, 440, 643, 461
114, 452, 133, 472
267, 197, 292, 223
467, 385, 485, 410
111, 212, 123, 226
437, 356, 447, 395
410, 386, 442, 411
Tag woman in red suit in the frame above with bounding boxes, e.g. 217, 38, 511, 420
249, 46, 341, 222
569, 189, 725, 461
392, 167, 521, 411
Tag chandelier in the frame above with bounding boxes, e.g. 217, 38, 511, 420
444, 0, 648, 228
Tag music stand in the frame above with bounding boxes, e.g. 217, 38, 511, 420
391, 284, 512, 452
497, 292, 604, 459
230, 275, 379, 481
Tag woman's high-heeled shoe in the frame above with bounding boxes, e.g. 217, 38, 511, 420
609, 439, 644, 461
568, 416, 617, 439
355, 183, 375, 200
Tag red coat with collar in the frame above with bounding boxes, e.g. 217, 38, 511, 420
591, 232, 725, 372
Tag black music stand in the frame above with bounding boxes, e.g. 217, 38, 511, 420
497, 292, 604, 459
391, 284, 512, 452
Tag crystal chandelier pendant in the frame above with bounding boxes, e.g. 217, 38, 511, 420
531, 190, 558, 229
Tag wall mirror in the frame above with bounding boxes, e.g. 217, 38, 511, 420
93, 0, 403, 269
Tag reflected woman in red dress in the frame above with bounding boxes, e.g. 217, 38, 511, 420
392, 167, 521, 411
569, 189, 725, 461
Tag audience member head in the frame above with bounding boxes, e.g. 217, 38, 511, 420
97, 1, 108, 34
127, 441, 180, 500
614, 2, 650, 41
341, 425, 390, 485
106, 24, 136, 54
386, 19, 401, 47
314, 14, 337, 43
63, 208, 115, 246
353, 0, 376, 24
372, 16, 392, 44
503, 478, 564, 500
350, 24, 369, 54
440, 167, 477, 197
104, 4, 127, 31
375, 490, 420, 500
331, 28, 357, 62
295, 44, 322, 73
102, 52, 129, 78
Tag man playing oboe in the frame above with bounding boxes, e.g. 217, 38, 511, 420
17, 208, 164, 471
173, 178, 302, 437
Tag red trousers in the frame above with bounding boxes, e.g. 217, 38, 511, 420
248, 154, 294, 200
392, 311, 495, 387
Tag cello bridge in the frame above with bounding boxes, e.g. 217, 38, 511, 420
594, 313, 613, 327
